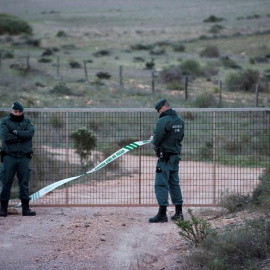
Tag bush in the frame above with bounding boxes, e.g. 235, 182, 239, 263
160, 66, 183, 83
56, 30, 67, 37
70, 128, 97, 170
191, 217, 270, 270
50, 83, 73, 95
69, 60, 81, 68
26, 38, 40, 47
0, 50, 14, 59
0, 14, 32, 35
93, 49, 111, 57
203, 15, 225, 23
209, 24, 225, 34
145, 59, 155, 69
180, 59, 202, 76
130, 43, 154, 50
200, 46, 220, 58
96, 72, 111, 79
176, 209, 213, 246
218, 191, 252, 213
252, 166, 270, 207
194, 92, 217, 108
38, 58, 52, 63
225, 69, 266, 92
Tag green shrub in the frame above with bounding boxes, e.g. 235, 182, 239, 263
200, 46, 220, 58
38, 58, 52, 63
218, 191, 251, 213
191, 217, 270, 270
130, 43, 154, 50
96, 72, 111, 79
194, 92, 217, 108
180, 59, 202, 76
0, 50, 14, 59
50, 83, 73, 95
252, 166, 270, 207
93, 49, 111, 57
56, 30, 67, 37
69, 60, 81, 68
0, 14, 32, 35
145, 59, 155, 69
203, 15, 225, 23
209, 24, 225, 34
160, 66, 183, 83
70, 128, 97, 170
225, 69, 265, 92
176, 209, 214, 246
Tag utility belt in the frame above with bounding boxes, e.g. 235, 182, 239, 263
154, 147, 179, 163
0, 148, 33, 162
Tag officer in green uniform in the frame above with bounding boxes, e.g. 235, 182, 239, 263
149, 99, 184, 223
0, 102, 36, 217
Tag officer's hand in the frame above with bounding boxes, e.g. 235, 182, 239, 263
150, 136, 153, 141
12, 130, 18, 135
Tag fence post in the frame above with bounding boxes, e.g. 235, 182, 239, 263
219, 80, 222, 106
56, 56, 60, 80
119, 65, 123, 88
185, 76, 188, 100
65, 111, 70, 205
255, 84, 259, 107
139, 111, 142, 204
83, 60, 88, 82
26, 54, 30, 71
152, 70, 155, 93
212, 111, 216, 205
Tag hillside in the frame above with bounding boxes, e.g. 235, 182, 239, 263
0, 0, 270, 108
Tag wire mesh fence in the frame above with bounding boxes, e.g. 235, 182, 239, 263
0, 108, 269, 207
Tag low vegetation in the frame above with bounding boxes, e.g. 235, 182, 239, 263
0, 13, 32, 35
176, 166, 270, 269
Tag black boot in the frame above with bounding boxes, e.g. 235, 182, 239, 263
171, 204, 184, 221
149, 206, 168, 223
0, 200, 9, 217
21, 199, 36, 216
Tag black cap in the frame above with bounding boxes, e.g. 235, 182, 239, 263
12, 101, 24, 112
154, 99, 167, 111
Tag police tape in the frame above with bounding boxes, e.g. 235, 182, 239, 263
15, 140, 150, 207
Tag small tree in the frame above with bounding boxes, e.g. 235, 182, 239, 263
70, 128, 97, 171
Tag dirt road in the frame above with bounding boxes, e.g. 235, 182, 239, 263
0, 207, 191, 270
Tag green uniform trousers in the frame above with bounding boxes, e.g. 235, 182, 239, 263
155, 154, 183, 206
0, 155, 31, 200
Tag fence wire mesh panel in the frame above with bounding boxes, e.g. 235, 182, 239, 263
0, 108, 269, 207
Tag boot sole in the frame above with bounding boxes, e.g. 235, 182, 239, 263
149, 219, 168, 223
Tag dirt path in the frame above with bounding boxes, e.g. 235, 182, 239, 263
0, 207, 191, 270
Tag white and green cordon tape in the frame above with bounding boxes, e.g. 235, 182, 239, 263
16, 140, 150, 207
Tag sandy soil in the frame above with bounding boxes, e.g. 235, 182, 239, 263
0, 207, 195, 270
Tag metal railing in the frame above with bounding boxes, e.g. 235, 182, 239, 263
0, 108, 269, 207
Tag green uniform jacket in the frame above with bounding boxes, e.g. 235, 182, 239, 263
152, 109, 184, 154
1, 114, 35, 157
